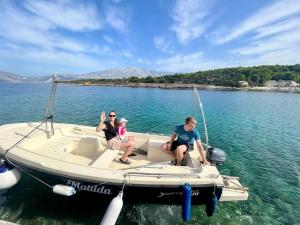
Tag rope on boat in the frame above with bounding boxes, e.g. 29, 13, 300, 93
45, 75, 58, 135
125, 171, 203, 179
4, 157, 53, 189
121, 173, 129, 192
1, 116, 53, 159
0, 117, 55, 190
222, 175, 248, 192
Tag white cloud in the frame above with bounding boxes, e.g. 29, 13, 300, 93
208, 0, 300, 67
228, 28, 300, 67
215, 0, 300, 44
246, 47, 300, 66
154, 36, 174, 53
104, 5, 131, 33
215, 46, 300, 69
0, 46, 103, 73
254, 17, 300, 39
232, 30, 300, 56
23, 0, 103, 32
155, 52, 220, 72
171, 0, 214, 44
0, 0, 135, 74
0, 1, 104, 53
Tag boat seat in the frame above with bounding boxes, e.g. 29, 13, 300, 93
90, 149, 120, 168
68, 136, 104, 156
184, 146, 203, 168
147, 139, 175, 162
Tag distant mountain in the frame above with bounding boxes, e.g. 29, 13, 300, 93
0, 70, 52, 83
77, 67, 171, 79
0, 67, 172, 83
0, 70, 27, 83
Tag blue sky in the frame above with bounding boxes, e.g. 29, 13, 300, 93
0, 0, 299, 76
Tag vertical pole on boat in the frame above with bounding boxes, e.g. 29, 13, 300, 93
45, 74, 58, 136
182, 183, 192, 222
193, 86, 209, 151
193, 85, 197, 119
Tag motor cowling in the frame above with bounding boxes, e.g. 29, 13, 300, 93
207, 147, 226, 165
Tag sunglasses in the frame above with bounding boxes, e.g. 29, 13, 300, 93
109, 115, 116, 117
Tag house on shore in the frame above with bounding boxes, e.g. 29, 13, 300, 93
238, 81, 249, 87
264, 80, 300, 87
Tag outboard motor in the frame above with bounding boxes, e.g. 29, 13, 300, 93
207, 147, 226, 165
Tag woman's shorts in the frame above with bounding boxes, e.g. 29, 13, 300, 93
169, 140, 194, 152
107, 137, 121, 150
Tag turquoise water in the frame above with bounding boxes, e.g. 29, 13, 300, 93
0, 83, 299, 225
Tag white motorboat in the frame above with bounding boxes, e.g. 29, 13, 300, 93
0, 77, 248, 217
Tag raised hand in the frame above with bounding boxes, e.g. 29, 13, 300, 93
100, 111, 106, 122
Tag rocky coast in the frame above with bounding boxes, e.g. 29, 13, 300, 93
75, 82, 300, 93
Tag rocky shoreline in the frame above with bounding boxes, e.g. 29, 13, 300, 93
71, 82, 300, 93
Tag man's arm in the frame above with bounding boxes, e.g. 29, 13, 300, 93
195, 139, 210, 165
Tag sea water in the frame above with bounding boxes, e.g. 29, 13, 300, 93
0, 83, 299, 225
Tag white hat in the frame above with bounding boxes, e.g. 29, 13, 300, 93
119, 118, 128, 123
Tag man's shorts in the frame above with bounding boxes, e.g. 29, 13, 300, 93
169, 140, 194, 152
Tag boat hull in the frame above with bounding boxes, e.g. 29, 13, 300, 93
13, 162, 222, 205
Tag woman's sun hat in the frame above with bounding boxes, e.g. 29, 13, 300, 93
119, 118, 128, 123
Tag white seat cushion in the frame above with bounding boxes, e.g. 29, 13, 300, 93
147, 140, 175, 162
90, 149, 119, 168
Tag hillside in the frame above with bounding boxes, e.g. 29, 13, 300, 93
1, 65, 300, 87
69, 64, 300, 87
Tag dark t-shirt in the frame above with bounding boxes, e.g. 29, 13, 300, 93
103, 121, 117, 141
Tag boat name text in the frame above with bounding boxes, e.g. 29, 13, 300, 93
158, 190, 200, 198
67, 180, 112, 195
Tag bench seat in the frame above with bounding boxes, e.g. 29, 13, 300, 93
147, 140, 175, 162
90, 149, 120, 168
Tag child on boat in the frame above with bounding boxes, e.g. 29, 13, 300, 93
118, 118, 128, 142
118, 118, 135, 143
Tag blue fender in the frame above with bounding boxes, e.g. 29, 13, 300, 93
205, 193, 218, 217
182, 183, 192, 222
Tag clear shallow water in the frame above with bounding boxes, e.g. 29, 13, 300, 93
0, 83, 299, 225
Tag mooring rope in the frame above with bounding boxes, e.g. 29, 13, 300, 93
1, 116, 53, 158
121, 173, 128, 192
0, 116, 55, 189
4, 157, 53, 189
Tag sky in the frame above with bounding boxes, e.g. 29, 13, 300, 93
0, 0, 300, 76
